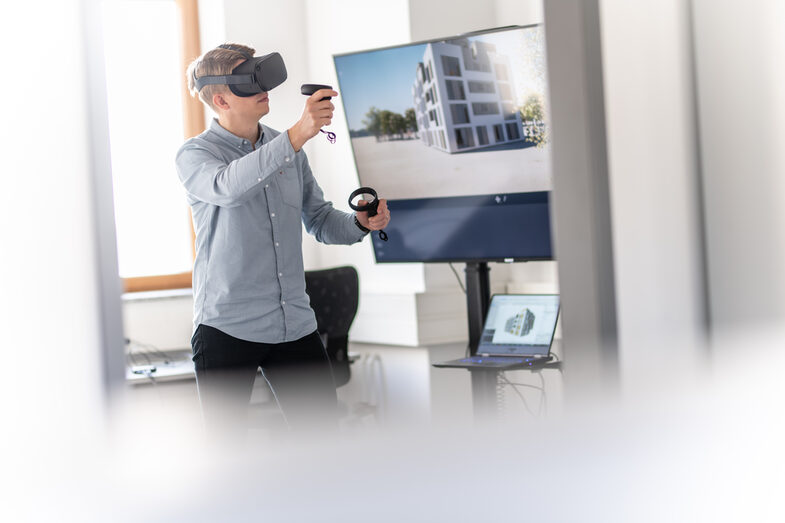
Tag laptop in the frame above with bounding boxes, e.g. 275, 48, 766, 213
433, 294, 560, 370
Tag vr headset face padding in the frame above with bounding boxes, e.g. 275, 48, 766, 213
193, 52, 288, 97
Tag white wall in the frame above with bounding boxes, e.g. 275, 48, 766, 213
598, 0, 708, 391
1, 1, 114, 512
568, 0, 785, 396
691, 0, 785, 350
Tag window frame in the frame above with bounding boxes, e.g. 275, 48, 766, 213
450, 103, 471, 124
121, 0, 204, 293
471, 102, 500, 115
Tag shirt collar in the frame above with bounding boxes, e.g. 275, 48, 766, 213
209, 118, 264, 148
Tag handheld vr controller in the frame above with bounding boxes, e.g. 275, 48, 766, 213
300, 83, 333, 99
349, 187, 389, 242
301, 84, 336, 143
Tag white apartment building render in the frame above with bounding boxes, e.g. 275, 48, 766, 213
412, 38, 524, 154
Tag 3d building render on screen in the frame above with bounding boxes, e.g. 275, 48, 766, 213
334, 25, 553, 262
413, 38, 524, 153
504, 308, 536, 337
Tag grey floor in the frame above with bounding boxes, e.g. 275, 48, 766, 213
123, 340, 564, 434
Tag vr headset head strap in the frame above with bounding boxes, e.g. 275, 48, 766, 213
192, 44, 253, 93
193, 73, 255, 92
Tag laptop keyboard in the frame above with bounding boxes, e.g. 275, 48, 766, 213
462, 356, 525, 364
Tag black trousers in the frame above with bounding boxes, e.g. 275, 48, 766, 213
191, 324, 338, 440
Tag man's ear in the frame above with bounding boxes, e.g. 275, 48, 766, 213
213, 92, 230, 111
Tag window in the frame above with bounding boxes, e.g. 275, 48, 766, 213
431, 86, 438, 103
441, 55, 462, 76
494, 124, 505, 142
476, 126, 489, 145
428, 109, 439, 126
472, 102, 500, 115
463, 42, 492, 73
450, 104, 470, 124
445, 80, 466, 100
505, 122, 521, 140
468, 80, 495, 94
454, 127, 475, 149
102, 0, 204, 292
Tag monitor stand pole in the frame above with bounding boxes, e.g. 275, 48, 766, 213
464, 261, 497, 420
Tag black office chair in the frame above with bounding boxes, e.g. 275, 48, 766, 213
304, 266, 359, 388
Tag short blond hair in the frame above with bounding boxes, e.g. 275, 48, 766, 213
186, 43, 255, 111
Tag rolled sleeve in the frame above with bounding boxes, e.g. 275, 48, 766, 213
299, 156, 367, 245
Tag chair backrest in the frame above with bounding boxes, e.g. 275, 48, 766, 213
304, 266, 359, 387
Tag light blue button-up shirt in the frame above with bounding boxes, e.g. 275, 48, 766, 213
175, 119, 366, 343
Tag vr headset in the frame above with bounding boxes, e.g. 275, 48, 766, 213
193, 46, 287, 97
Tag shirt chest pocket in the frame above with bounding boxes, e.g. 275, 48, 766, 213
275, 168, 302, 209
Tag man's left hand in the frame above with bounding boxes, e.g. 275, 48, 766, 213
355, 199, 391, 231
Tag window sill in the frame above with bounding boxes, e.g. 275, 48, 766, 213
122, 287, 193, 302
123, 271, 193, 294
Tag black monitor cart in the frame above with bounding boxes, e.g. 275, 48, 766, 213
464, 261, 496, 419
461, 261, 560, 420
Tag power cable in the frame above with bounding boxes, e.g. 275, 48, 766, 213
448, 262, 467, 294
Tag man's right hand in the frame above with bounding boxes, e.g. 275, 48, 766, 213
288, 89, 338, 152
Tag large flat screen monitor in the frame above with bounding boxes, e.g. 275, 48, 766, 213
333, 25, 552, 263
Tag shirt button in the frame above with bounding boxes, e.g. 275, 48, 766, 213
265, 184, 269, 188
257, 177, 262, 182
275, 242, 280, 247
278, 272, 283, 277
271, 213, 275, 217
279, 171, 283, 175
281, 300, 286, 305
284, 157, 290, 162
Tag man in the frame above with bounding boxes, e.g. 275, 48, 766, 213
176, 43, 390, 440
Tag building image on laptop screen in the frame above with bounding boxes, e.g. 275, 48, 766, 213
504, 308, 535, 337
481, 295, 559, 350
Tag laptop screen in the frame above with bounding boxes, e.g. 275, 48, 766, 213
477, 294, 560, 356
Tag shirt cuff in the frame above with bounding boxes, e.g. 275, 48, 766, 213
353, 215, 371, 234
